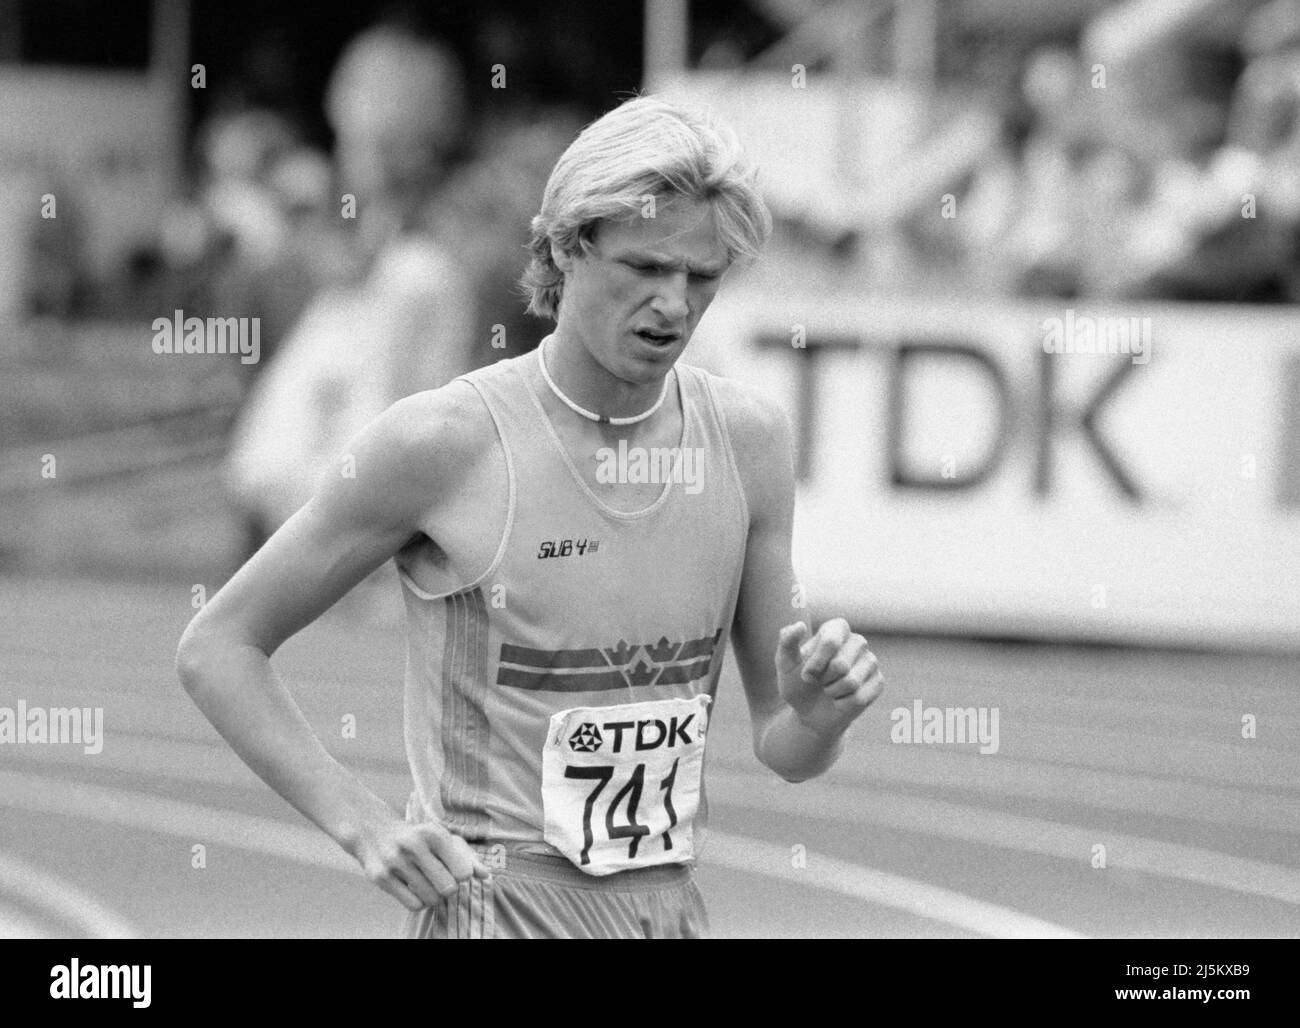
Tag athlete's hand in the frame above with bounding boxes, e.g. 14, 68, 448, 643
776, 619, 884, 737
352, 818, 491, 911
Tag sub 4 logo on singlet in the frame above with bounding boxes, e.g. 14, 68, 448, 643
543, 695, 711, 875
537, 538, 600, 559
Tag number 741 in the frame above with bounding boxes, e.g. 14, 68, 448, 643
564, 759, 679, 865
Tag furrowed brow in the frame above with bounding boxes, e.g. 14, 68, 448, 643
616, 248, 726, 277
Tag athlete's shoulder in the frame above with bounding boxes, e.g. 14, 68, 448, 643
353, 371, 503, 489
682, 364, 793, 464
680, 364, 794, 519
459, 349, 531, 379
379, 380, 491, 446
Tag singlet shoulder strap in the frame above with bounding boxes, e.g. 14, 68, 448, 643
675, 362, 751, 530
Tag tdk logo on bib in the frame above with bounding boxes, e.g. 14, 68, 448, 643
596, 713, 702, 753
568, 723, 602, 752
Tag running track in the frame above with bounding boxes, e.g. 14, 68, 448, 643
1, 576, 1296, 938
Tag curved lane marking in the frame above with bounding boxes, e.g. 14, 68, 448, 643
0, 851, 136, 938
707, 768, 1300, 906
703, 831, 1085, 938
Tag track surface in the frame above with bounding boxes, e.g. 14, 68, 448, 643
1, 575, 1297, 938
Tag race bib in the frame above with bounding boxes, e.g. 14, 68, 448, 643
542, 694, 710, 875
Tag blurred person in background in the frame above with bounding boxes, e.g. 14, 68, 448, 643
957, 17, 1266, 303
0, 162, 86, 325
192, 109, 329, 359
151, 105, 314, 414
1125, 0, 1300, 301
967, 47, 1170, 300
243, 144, 350, 360
424, 105, 585, 363
194, 109, 299, 278
223, 23, 475, 569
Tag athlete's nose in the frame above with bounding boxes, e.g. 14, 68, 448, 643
651, 272, 690, 323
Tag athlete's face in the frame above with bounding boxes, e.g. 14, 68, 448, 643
554, 197, 730, 384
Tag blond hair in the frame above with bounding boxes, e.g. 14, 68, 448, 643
521, 95, 771, 320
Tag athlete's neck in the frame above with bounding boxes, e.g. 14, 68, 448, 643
542, 329, 670, 421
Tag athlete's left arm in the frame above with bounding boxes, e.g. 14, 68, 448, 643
717, 379, 885, 783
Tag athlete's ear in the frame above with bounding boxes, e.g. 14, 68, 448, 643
551, 240, 577, 274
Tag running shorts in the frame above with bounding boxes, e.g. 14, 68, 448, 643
403, 847, 709, 939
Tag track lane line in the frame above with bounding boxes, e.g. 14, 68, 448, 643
0, 770, 357, 874
0, 851, 137, 939
702, 832, 1085, 938
0, 903, 53, 939
714, 747, 1300, 832
707, 768, 1300, 906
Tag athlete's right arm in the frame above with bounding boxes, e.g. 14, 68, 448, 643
175, 387, 490, 911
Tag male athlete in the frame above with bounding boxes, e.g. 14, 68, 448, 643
176, 95, 884, 939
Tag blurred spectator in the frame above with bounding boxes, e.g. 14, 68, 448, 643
196, 109, 299, 268
1113, 0, 1300, 301
155, 106, 314, 355
422, 105, 584, 364
950, 4, 1300, 304
324, 21, 468, 259
240, 145, 351, 357
223, 24, 475, 554
0, 164, 86, 322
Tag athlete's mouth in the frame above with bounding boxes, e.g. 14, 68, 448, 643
634, 327, 680, 346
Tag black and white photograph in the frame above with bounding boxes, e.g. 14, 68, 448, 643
0, 0, 1296, 971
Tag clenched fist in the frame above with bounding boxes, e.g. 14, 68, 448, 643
776, 618, 884, 736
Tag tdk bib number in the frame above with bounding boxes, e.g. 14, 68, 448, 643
542, 695, 710, 875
